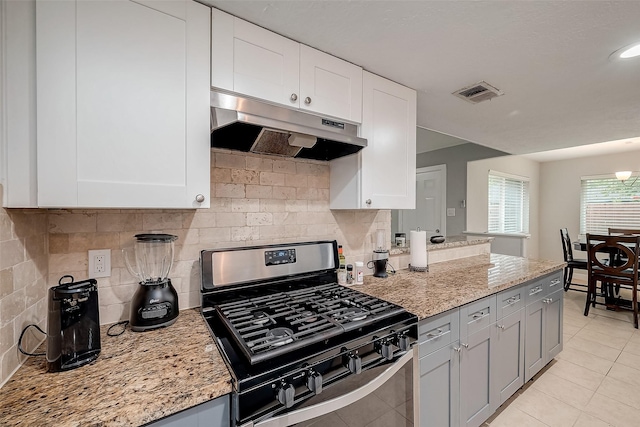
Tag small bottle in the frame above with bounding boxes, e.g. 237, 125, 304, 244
346, 264, 354, 285
355, 261, 364, 284
338, 245, 346, 267
337, 264, 347, 285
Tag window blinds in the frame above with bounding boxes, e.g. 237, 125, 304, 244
580, 176, 640, 235
488, 172, 530, 234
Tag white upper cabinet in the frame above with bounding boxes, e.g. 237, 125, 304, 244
330, 72, 417, 209
211, 8, 362, 123
36, 0, 211, 209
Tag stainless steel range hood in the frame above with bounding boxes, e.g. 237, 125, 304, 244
210, 91, 367, 161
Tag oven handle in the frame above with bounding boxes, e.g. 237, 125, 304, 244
246, 349, 414, 427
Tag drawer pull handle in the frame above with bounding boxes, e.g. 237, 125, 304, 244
506, 297, 520, 305
550, 279, 561, 287
529, 286, 543, 296
472, 311, 486, 319
426, 328, 444, 339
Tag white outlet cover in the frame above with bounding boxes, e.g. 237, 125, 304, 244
447, 208, 456, 217
89, 249, 111, 278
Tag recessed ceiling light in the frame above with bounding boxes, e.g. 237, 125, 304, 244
610, 42, 640, 60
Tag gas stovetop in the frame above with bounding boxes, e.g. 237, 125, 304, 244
210, 281, 407, 365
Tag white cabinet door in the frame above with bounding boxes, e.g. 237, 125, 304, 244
37, 0, 210, 208
211, 8, 300, 108
330, 72, 416, 209
299, 45, 362, 122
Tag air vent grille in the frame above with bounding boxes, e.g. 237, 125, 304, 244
453, 81, 503, 104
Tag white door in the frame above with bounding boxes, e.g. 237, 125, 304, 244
37, 0, 211, 208
400, 165, 446, 236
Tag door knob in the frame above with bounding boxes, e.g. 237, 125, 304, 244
195, 194, 205, 203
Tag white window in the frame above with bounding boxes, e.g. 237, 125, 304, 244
488, 170, 530, 234
580, 175, 640, 235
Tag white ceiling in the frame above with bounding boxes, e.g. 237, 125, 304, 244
205, 1, 640, 156
524, 136, 640, 162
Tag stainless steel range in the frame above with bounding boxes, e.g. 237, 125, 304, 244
200, 241, 417, 427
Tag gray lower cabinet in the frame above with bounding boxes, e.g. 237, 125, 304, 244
493, 309, 525, 406
419, 270, 563, 427
419, 344, 460, 427
524, 272, 564, 382
147, 394, 230, 427
459, 324, 495, 427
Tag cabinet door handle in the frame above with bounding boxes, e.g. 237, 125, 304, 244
304, 96, 312, 105
454, 347, 462, 353
290, 93, 298, 102
497, 324, 505, 330
365, 199, 372, 206
426, 329, 444, 339
195, 194, 205, 203
461, 343, 469, 349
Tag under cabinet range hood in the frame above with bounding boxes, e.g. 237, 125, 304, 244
210, 91, 367, 161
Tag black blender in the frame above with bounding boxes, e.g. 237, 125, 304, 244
124, 233, 179, 332
372, 229, 389, 278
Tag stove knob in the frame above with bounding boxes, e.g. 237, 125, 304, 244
378, 341, 394, 361
345, 353, 362, 374
306, 371, 323, 395
276, 383, 295, 408
397, 334, 411, 352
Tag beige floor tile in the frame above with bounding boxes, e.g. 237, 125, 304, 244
556, 347, 615, 375
546, 359, 605, 391
395, 397, 413, 422
606, 362, 640, 388
583, 316, 636, 338
615, 350, 640, 369
564, 336, 621, 361
622, 340, 640, 356
574, 328, 629, 350
300, 412, 349, 427
513, 388, 581, 427
364, 408, 411, 427
585, 392, 640, 427
563, 323, 582, 336
627, 330, 640, 345
597, 376, 640, 410
530, 371, 595, 410
572, 412, 614, 427
564, 312, 595, 329
591, 307, 636, 323
489, 405, 549, 427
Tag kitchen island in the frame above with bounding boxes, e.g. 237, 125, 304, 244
0, 254, 563, 426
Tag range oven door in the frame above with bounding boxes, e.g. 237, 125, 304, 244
241, 348, 415, 427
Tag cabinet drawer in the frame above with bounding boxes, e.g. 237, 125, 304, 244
543, 272, 563, 294
496, 285, 525, 319
460, 295, 496, 337
525, 279, 547, 305
418, 309, 460, 358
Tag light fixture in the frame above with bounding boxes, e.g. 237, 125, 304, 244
616, 170, 638, 186
610, 42, 640, 60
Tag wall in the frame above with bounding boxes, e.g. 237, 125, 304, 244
466, 155, 541, 258
0, 186, 48, 387
48, 149, 390, 325
415, 141, 507, 236
538, 149, 640, 264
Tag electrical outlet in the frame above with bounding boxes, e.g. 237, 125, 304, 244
89, 249, 111, 278
447, 208, 456, 217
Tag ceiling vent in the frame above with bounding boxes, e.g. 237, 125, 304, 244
453, 81, 503, 104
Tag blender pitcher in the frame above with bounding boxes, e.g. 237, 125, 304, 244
123, 233, 180, 332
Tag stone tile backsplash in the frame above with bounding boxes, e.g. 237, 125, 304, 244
47, 150, 390, 326
0, 185, 49, 387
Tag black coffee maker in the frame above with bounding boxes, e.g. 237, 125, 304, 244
47, 276, 101, 372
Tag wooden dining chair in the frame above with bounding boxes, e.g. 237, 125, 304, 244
560, 228, 588, 292
608, 228, 640, 235
584, 234, 640, 328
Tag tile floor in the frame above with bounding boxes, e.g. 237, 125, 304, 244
298, 281, 640, 427
487, 283, 640, 427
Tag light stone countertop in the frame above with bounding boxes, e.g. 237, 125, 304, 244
389, 234, 491, 255
0, 308, 232, 427
0, 254, 564, 426
353, 253, 565, 320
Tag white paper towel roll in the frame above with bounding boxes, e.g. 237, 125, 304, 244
410, 230, 428, 268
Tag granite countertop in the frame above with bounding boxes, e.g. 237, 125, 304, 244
390, 234, 491, 255
354, 253, 565, 320
0, 309, 232, 427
